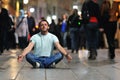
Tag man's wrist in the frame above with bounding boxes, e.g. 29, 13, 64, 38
18, 54, 24, 58
65, 53, 69, 57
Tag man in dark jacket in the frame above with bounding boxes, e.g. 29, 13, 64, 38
68, 9, 81, 53
81, 0, 101, 60
27, 11, 36, 36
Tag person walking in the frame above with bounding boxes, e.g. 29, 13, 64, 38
60, 14, 68, 47
68, 9, 80, 53
27, 11, 36, 36
18, 19, 72, 68
0, 0, 12, 54
8, 12, 16, 49
16, 10, 29, 49
81, 0, 101, 60
100, 0, 119, 59
49, 19, 56, 35
55, 18, 62, 46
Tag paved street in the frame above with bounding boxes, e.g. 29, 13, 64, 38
0, 48, 120, 80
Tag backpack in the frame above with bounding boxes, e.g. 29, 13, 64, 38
82, 2, 90, 24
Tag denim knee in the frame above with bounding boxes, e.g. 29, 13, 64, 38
56, 52, 64, 60
25, 53, 35, 61
26, 53, 31, 59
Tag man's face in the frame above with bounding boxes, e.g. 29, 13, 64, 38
39, 21, 49, 32
27, 11, 31, 17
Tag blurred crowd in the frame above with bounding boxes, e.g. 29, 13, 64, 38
0, 0, 120, 60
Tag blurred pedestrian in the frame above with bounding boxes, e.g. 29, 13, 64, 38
81, 0, 101, 60
49, 19, 56, 35
68, 9, 80, 53
60, 14, 68, 47
55, 18, 62, 46
0, 0, 12, 54
18, 19, 72, 68
8, 11, 16, 49
27, 11, 36, 36
16, 10, 29, 49
100, 0, 119, 59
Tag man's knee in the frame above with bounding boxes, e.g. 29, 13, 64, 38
56, 52, 64, 60
25, 53, 33, 60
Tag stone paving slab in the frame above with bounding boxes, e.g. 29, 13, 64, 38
63, 49, 120, 80
0, 49, 120, 80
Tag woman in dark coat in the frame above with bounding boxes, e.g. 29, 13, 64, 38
100, 0, 118, 59
0, 0, 11, 54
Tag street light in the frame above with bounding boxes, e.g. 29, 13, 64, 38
23, 0, 29, 4
73, 5, 78, 9
30, 7, 35, 13
52, 15, 57, 20
23, 0, 29, 11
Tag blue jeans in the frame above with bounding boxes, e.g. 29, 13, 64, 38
85, 22, 99, 50
26, 52, 63, 68
69, 28, 79, 50
61, 32, 67, 47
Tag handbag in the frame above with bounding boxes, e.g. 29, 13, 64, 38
78, 48, 89, 61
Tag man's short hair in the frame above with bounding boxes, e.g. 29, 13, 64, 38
38, 19, 49, 27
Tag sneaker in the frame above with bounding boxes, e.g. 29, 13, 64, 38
35, 62, 40, 68
50, 62, 56, 68
46, 62, 56, 68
